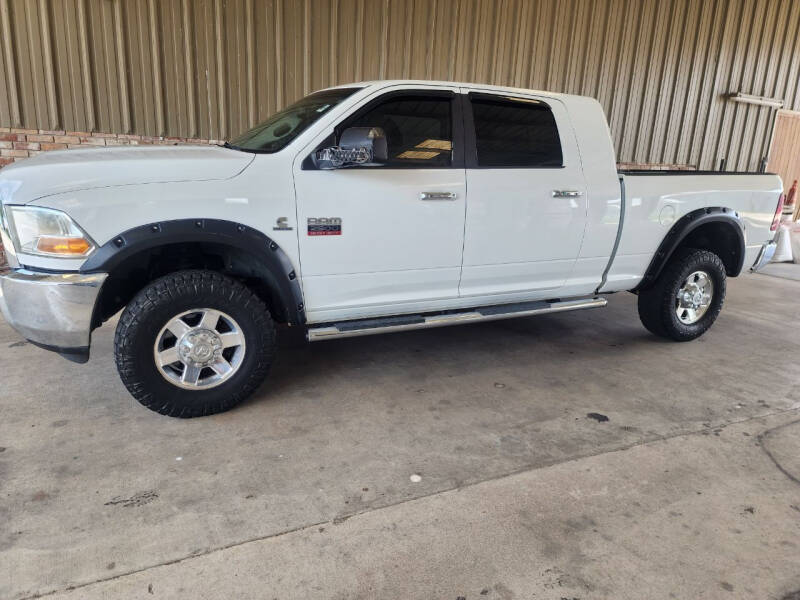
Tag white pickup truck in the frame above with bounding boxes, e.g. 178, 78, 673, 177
0, 80, 782, 417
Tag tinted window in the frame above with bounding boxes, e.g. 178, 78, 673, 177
471, 97, 562, 167
345, 95, 452, 167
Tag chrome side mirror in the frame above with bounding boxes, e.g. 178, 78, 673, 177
314, 127, 388, 170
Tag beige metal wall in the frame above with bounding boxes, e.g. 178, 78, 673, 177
1, 0, 799, 171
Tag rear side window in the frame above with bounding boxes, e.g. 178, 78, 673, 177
344, 95, 453, 167
470, 96, 563, 168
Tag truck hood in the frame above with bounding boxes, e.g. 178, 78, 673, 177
0, 144, 254, 205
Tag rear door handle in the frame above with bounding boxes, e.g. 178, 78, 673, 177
420, 191, 458, 201
552, 190, 584, 198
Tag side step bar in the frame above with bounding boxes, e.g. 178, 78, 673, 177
307, 297, 607, 342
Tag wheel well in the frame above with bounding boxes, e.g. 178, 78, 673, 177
93, 241, 292, 327
676, 221, 742, 276
636, 209, 746, 292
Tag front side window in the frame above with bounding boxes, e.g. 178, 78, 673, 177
344, 95, 453, 167
228, 87, 361, 153
471, 96, 563, 167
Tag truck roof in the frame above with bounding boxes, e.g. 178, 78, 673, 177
324, 80, 582, 102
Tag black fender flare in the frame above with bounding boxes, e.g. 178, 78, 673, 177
80, 219, 305, 325
635, 207, 745, 291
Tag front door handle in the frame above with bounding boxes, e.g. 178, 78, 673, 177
552, 190, 584, 198
420, 191, 458, 201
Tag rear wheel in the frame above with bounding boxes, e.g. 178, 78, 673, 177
637, 248, 726, 342
114, 270, 276, 417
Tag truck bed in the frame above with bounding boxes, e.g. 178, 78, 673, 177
598, 171, 782, 294
618, 169, 775, 176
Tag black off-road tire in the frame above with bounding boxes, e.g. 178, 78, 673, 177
114, 270, 276, 417
637, 248, 727, 342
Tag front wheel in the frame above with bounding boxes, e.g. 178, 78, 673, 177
114, 270, 276, 417
637, 248, 727, 342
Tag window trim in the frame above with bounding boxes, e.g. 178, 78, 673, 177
462, 92, 565, 170
303, 89, 465, 170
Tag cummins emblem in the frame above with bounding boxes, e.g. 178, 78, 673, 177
308, 217, 342, 236
273, 217, 293, 231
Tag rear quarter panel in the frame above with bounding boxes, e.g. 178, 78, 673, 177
602, 173, 782, 292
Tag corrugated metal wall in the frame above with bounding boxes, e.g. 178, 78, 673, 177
1, 0, 799, 170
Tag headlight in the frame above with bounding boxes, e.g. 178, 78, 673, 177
4, 205, 96, 257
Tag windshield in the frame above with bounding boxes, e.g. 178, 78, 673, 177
227, 87, 361, 153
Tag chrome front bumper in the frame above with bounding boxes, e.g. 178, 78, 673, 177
0, 268, 107, 362
751, 240, 777, 272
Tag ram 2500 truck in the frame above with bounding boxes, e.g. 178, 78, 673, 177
0, 80, 782, 417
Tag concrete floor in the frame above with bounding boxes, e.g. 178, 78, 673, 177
761, 261, 800, 281
1, 271, 799, 600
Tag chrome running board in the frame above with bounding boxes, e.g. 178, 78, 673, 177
307, 297, 607, 342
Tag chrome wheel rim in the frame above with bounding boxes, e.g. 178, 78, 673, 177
154, 308, 246, 390
675, 270, 714, 325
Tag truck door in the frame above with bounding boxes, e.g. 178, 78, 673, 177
293, 87, 467, 323
458, 91, 588, 299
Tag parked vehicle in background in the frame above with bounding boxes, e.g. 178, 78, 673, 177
0, 80, 782, 417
